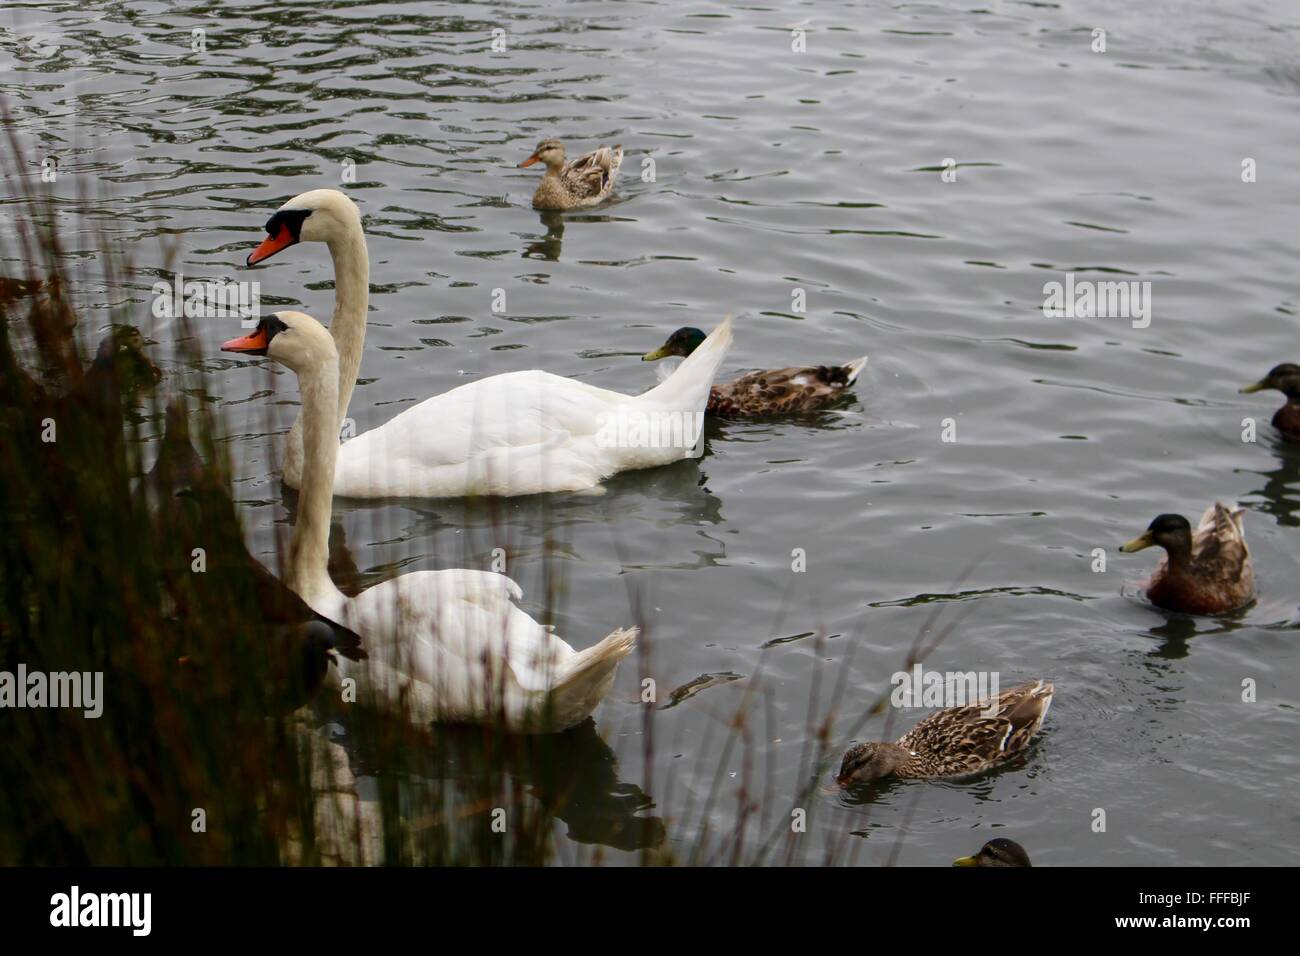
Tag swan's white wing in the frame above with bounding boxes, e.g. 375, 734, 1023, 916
332, 370, 630, 497
338, 569, 578, 722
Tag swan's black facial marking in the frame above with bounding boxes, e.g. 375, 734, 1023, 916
248, 208, 313, 266
265, 207, 311, 241
221, 313, 289, 355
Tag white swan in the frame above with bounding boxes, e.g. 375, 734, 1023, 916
221, 311, 638, 731
247, 188, 734, 498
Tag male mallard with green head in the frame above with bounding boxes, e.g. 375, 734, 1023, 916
953, 838, 1032, 867
643, 326, 867, 417
519, 138, 623, 210
837, 680, 1053, 785
1240, 363, 1300, 442
1118, 504, 1255, 615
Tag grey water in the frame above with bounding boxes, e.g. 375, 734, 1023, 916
3, 0, 1299, 865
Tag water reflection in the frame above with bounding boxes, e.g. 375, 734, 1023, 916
329, 716, 666, 855
522, 210, 565, 261
1238, 439, 1300, 527
303, 455, 727, 583
1141, 613, 1201, 660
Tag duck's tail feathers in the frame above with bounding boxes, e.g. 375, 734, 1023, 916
1202, 501, 1246, 536
639, 316, 734, 412
1202, 502, 1249, 554
995, 679, 1053, 753
841, 355, 869, 386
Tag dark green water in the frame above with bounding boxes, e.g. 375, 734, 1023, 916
3, 0, 1298, 865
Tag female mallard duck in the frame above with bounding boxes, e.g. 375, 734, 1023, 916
952, 838, 1032, 867
1118, 504, 1255, 615
643, 327, 868, 417
519, 138, 623, 210
1240, 363, 1300, 441
836, 679, 1053, 785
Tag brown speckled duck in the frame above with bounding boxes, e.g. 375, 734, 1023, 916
1118, 504, 1255, 615
837, 679, 1053, 785
1240, 363, 1300, 442
643, 327, 867, 417
953, 838, 1032, 867
519, 138, 623, 210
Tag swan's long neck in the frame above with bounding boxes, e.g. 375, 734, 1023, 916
327, 225, 369, 426
283, 222, 368, 487
287, 356, 344, 607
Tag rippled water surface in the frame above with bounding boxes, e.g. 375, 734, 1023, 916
5, 0, 1300, 864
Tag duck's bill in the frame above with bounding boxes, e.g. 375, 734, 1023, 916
951, 855, 979, 867
1119, 530, 1155, 553
518, 154, 540, 168
247, 225, 297, 266
1239, 380, 1269, 394
221, 326, 270, 355
642, 345, 672, 362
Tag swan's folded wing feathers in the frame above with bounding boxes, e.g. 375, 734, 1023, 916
343, 370, 623, 466
343, 569, 569, 701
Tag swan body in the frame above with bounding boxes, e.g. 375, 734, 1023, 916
315, 568, 637, 730
327, 349, 729, 498
247, 189, 730, 498
222, 311, 637, 731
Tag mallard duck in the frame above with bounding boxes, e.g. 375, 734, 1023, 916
1240, 363, 1300, 442
837, 679, 1053, 785
643, 327, 868, 417
1118, 504, 1255, 615
519, 138, 623, 210
16, 324, 161, 416
952, 838, 1032, 867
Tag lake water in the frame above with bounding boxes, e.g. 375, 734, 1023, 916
4, 0, 1299, 865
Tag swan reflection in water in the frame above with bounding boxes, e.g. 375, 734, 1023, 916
324, 712, 667, 856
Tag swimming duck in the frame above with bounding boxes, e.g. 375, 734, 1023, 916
837, 679, 1053, 785
1240, 363, 1300, 442
952, 838, 1032, 867
519, 138, 623, 210
643, 327, 867, 417
15, 324, 161, 418
1118, 504, 1255, 615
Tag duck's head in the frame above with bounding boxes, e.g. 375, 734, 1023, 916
643, 327, 707, 362
1240, 363, 1300, 401
953, 838, 1031, 867
247, 189, 362, 266
519, 138, 565, 170
92, 324, 162, 390
836, 742, 911, 786
1119, 513, 1192, 555
221, 310, 337, 374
